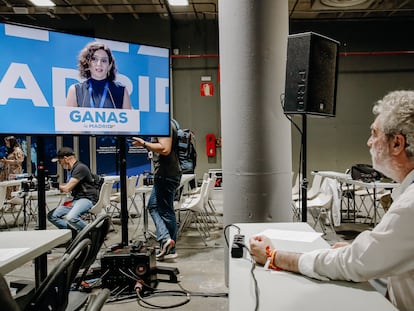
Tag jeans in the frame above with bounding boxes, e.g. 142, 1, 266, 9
147, 175, 181, 245
47, 198, 93, 230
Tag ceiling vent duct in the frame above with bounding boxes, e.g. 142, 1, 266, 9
311, 0, 375, 10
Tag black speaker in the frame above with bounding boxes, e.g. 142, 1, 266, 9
284, 32, 339, 117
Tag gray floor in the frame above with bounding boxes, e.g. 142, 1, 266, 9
2, 189, 369, 311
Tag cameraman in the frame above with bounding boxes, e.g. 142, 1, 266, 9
47, 147, 98, 231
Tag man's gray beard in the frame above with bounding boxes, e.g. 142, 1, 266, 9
370, 147, 393, 180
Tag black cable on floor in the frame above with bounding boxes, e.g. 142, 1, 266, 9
137, 288, 190, 309
177, 282, 228, 298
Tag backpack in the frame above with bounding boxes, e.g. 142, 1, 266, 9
172, 119, 197, 173
91, 173, 105, 193
81, 173, 104, 204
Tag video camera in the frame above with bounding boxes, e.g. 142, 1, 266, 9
20, 174, 60, 193
143, 170, 154, 186
21, 176, 38, 192
48, 174, 59, 189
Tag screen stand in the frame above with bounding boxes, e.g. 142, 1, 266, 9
118, 136, 129, 246
301, 115, 308, 222
35, 136, 47, 287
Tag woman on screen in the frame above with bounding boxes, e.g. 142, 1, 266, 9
66, 41, 132, 109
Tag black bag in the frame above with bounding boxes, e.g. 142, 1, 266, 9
171, 119, 197, 173
91, 173, 105, 192
350, 164, 383, 182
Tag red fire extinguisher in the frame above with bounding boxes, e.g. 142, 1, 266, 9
206, 134, 216, 157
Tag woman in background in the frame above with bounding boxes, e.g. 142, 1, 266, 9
66, 41, 132, 109
0, 136, 24, 198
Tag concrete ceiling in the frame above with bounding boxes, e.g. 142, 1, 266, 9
0, 0, 414, 22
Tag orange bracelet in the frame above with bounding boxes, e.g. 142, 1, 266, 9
265, 246, 281, 271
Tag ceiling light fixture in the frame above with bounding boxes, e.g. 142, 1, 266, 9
167, 0, 189, 6
29, 0, 55, 6
13, 7, 30, 14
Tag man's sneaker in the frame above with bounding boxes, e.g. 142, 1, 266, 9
164, 252, 178, 260
156, 244, 177, 261
156, 239, 175, 260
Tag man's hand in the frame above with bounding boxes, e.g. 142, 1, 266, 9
249, 235, 274, 265
131, 137, 146, 147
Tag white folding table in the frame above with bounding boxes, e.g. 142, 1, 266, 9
229, 222, 397, 311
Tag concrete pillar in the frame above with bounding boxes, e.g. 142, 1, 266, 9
219, 1, 292, 228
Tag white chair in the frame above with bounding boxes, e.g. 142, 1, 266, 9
291, 200, 301, 222
294, 177, 339, 239
109, 175, 140, 220
0, 183, 10, 229
87, 180, 115, 219
306, 174, 324, 200
136, 173, 145, 188
196, 176, 217, 229
292, 172, 302, 196
176, 179, 210, 245
12, 191, 41, 226
126, 175, 141, 216
205, 175, 219, 222
133, 174, 147, 206
320, 177, 342, 227
306, 192, 337, 237
292, 173, 323, 201
182, 172, 208, 198
6, 192, 37, 228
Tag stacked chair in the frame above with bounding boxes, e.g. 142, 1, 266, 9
15, 239, 92, 311
65, 214, 111, 311
85, 180, 115, 232
205, 174, 219, 222
293, 174, 340, 238
175, 177, 213, 245
14, 214, 111, 311
87, 180, 115, 219
292, 173, 323, 221
0, 183, 10, 229
109, 175, 141, 222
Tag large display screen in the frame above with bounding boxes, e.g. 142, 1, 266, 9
0, 22, 170, 136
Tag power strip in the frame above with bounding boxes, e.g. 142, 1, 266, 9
231, 234, 245, 258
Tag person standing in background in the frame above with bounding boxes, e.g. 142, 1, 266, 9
0, 136, 24, 198
66, 41, 132, 109
132, 120, 182, 261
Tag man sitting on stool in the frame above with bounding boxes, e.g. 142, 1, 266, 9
48, 147, 98, 231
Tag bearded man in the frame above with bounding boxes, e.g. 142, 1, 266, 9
250, 90, 414, 311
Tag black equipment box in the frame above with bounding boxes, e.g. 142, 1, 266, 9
101, 245, 158, 295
